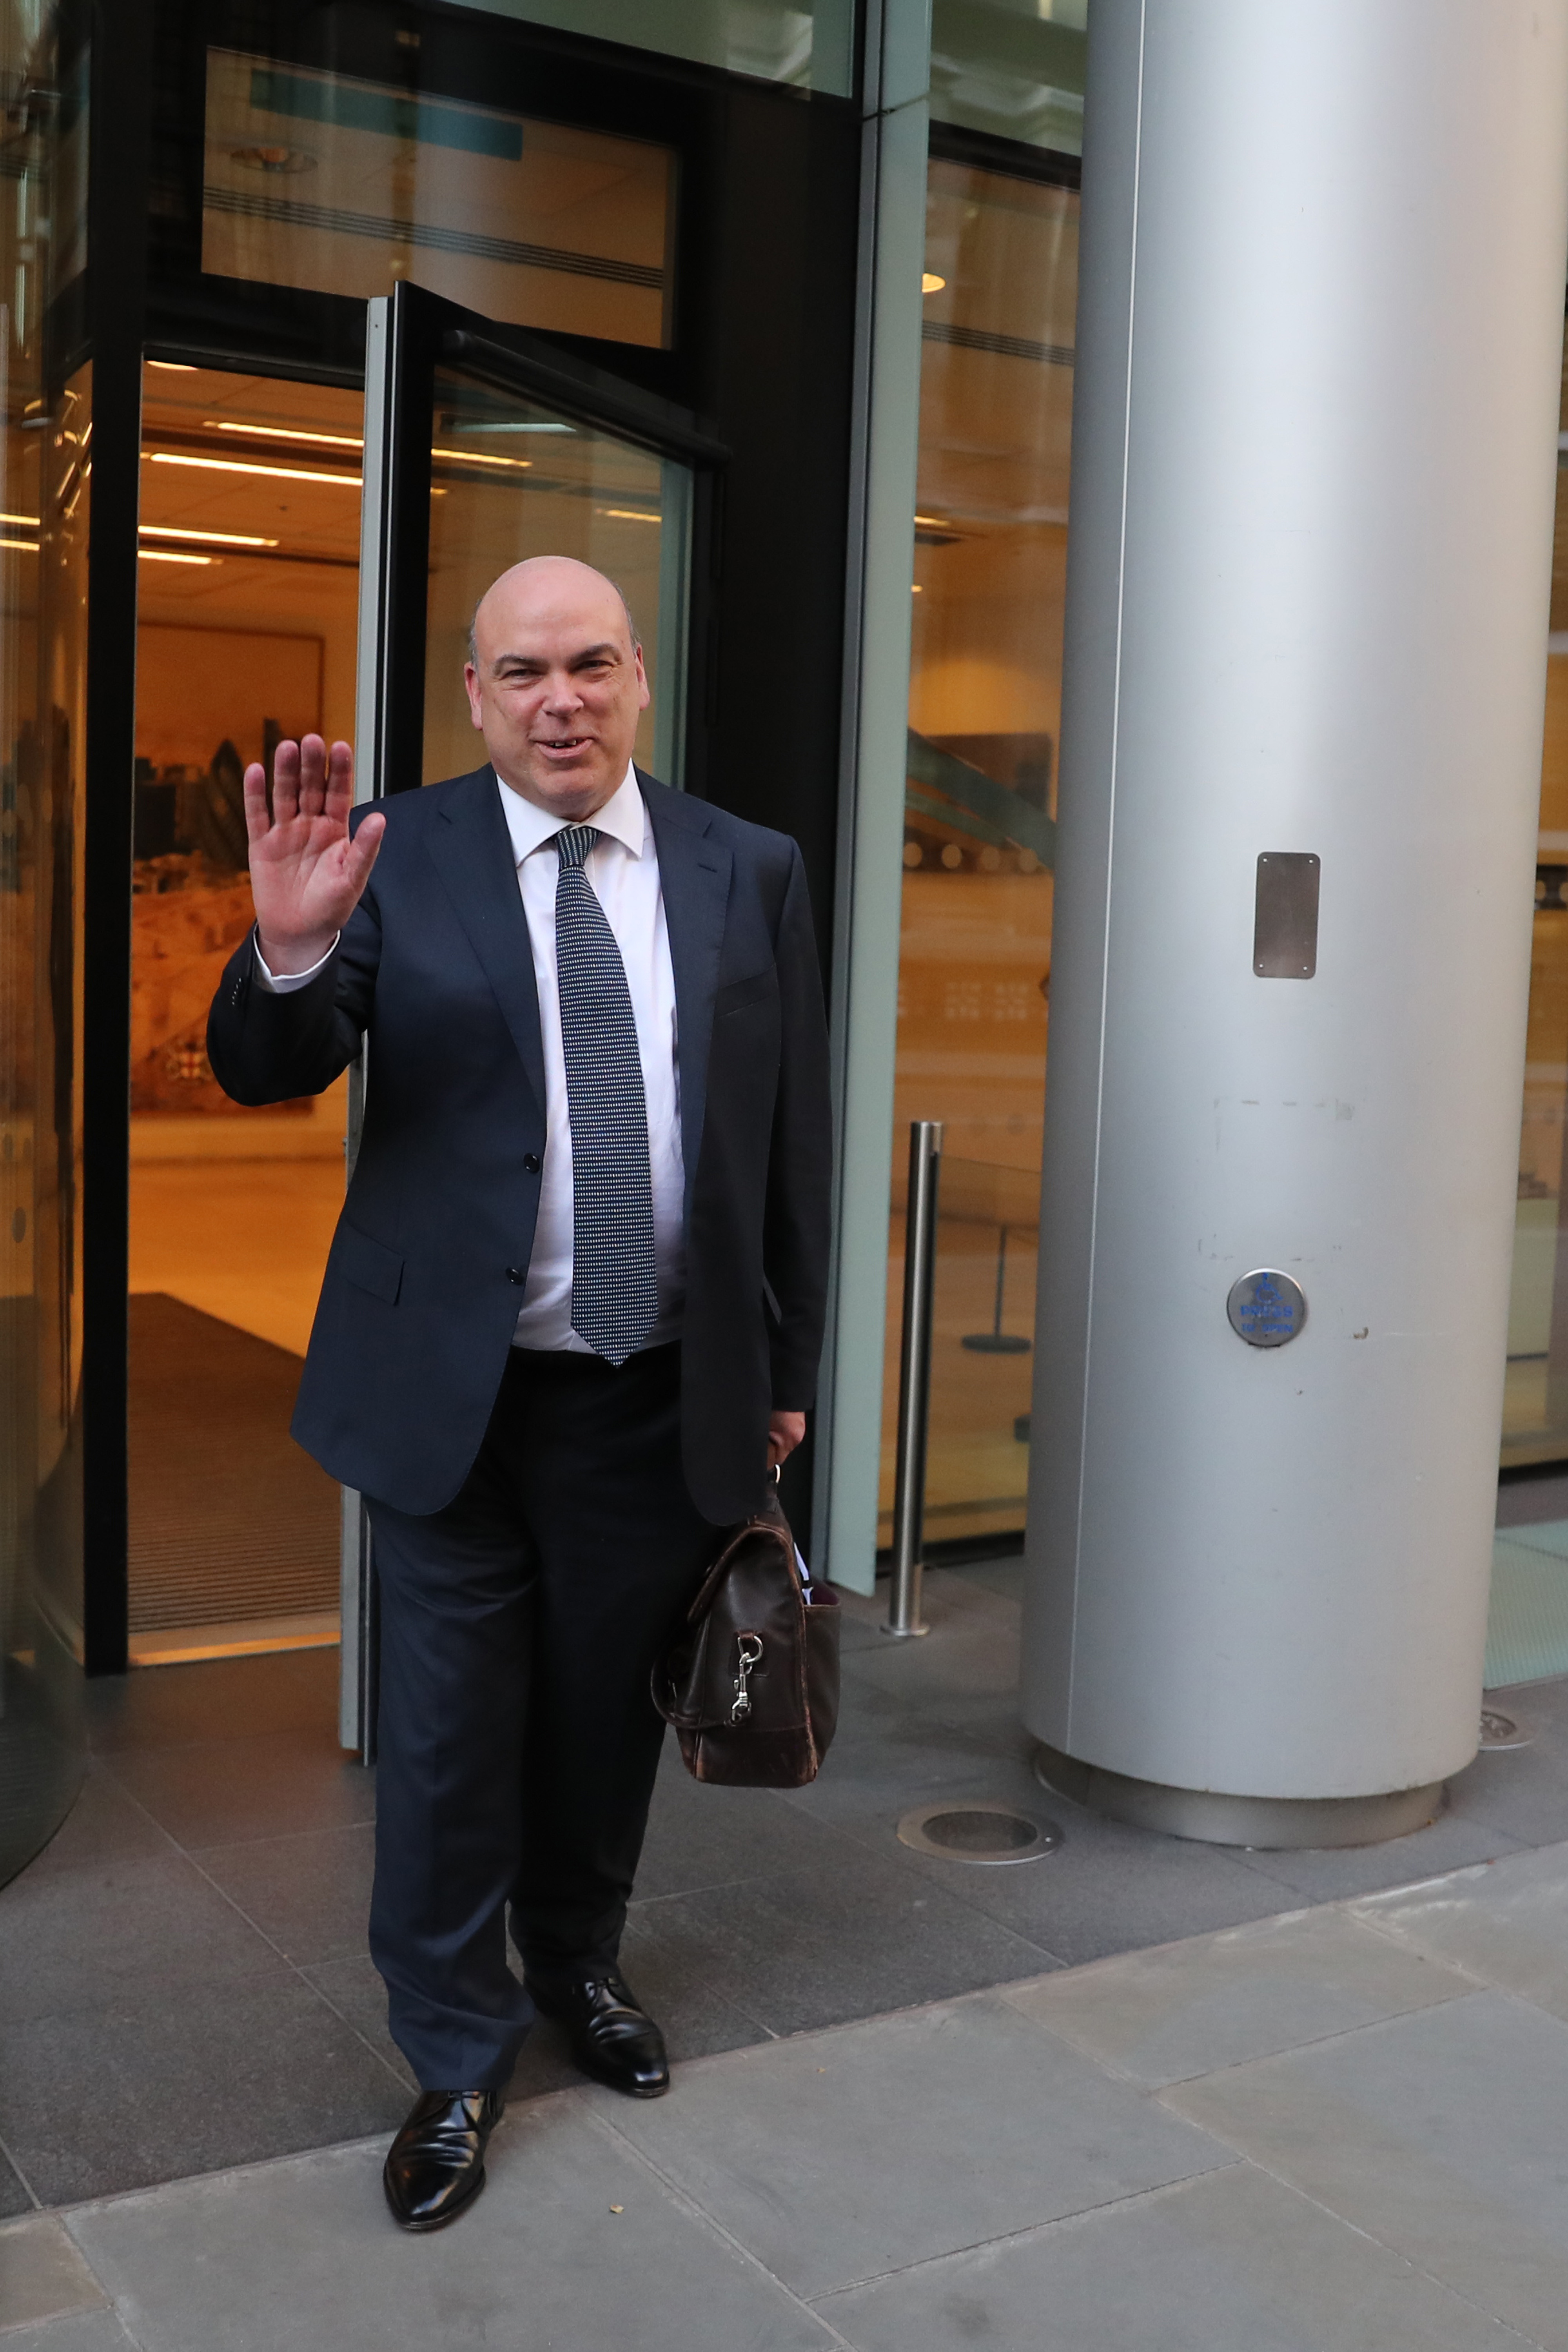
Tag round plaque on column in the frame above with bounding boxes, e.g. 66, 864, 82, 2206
1226, 1269, 1307, 1348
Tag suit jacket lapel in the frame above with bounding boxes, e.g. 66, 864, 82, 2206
641, 773, 731, 1213
423, 767, 547, 1119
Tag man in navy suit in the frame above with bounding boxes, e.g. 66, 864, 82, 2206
207, 557, 832, 2232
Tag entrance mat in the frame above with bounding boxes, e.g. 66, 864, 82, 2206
1488, 1519, 1568, 1688
129, 1292, 338, 1635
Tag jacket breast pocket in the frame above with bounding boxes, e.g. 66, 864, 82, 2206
714, 967, 778, 1019
332, 1221, 404, 1306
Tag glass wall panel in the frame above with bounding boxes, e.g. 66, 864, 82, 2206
931, 0, 1087, 159
881, 156, 1077, 1553
1505, 322, 1568, 1466
0, 0, 90, 1884
204, 51, 677, 350
457, 1, 856, 96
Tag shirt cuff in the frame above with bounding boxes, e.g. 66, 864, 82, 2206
252, 929, 339, 994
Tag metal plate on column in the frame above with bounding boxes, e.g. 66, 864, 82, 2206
1227, 1269, 1307, 1347
1254, 851, 1320, 977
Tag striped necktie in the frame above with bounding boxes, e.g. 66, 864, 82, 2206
554, 823, 659, 1363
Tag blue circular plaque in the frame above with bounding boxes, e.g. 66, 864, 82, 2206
1227, 1269, 1307, 1348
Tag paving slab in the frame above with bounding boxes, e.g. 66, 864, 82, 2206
0, 1852, 289, 2028
1004, 1905, 1476, 2087
1356, 1838, 1568, 2023
1163, 1987, 1568, 2350
66, 2103, 837, 2352
595, 1989, 1229, 2299
817, 2162, 1532, 2352
0, 2214, 107, 2331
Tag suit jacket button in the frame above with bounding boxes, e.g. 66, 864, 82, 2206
506, 1266, 526, 1284
523, 1153, 541, 1175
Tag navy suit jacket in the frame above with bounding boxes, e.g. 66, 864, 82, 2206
206, 766, 833, 1524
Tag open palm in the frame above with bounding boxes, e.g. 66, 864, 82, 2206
245, 735, 385, 975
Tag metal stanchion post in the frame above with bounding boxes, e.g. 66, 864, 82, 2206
883, 1120, 942, 1637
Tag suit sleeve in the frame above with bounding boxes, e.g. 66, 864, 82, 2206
206, 862, 383, 1107
762, 843, 833, 1410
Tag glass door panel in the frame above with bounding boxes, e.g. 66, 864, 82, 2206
423, 372, 689, 788
344, 282, 706, 1749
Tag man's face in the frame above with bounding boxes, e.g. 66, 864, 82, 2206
464, 557, 650, 820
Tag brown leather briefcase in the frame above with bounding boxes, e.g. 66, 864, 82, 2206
653, 1481, 840, 1788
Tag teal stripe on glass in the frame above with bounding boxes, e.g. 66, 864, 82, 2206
248, 70, 523, 162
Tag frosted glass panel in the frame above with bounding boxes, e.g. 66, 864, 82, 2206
458, 0, 856, 96
931, 0, 1087, 157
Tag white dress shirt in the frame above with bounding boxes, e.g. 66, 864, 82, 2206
254, 762, 686, 1355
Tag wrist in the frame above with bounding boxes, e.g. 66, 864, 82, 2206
255, 926, 336, 977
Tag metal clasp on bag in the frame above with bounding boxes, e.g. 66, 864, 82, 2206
730, 1633, 763, 1723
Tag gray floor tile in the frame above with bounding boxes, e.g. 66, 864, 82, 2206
1234, 1808, 1527, 1904
68, 2113, 837, 2352
5, 1767, 171, 1885
817, 2161, 1527, 2351
874, 1787, 1294, 1967
0, 2214, 107, 2330
1497, 1475, 1568, 1528
1444, 1680, 1568, 1847
300, 1954, 418, 2095
613, 1907, 775, 2062
839, 1613, 1022, 1713
635, 1754, 857, 1899
0, 2143, 34, 2218
1003, 1905, 1474, 2087
1354, 1838, 1568, 2023
0, 1853, 289, 2027
624, 1853, 1057, 2037
0, 2316, 140, 2352
1163, 1988, 1568, 2350
101, 1729, 374, 1851
85, 1648, 341, 1755
1, 1976, 408, 2206
196, 1823, 374, 1966
944, 1555, 1025, 1602
597, 1989, 1228, 2298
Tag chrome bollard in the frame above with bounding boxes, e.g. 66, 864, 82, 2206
883, 1120, 943, 1637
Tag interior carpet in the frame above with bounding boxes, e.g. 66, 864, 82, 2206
129, 1292, 338, 1633
1488, 1518, 1568, 1689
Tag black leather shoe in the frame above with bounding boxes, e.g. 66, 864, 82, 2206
530, 1969, 670, 2098
383, 2089, 504, 2232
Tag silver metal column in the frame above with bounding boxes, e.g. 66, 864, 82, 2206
1024, 0, 1568, 1845
884, 1121, 942, 1637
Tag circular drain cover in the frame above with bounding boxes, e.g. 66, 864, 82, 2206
897, 1800, 1062, 1865
1479, 1708, 1533, 1750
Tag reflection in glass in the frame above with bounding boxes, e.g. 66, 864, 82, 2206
204, 52, 677, 350
881, 157, 1077, 1551
424, 372, 690, 788
457, 0, 857, 95
930, 0, 1087, 158
0, 5, 90, 1884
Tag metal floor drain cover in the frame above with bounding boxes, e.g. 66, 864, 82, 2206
896, 1800, 1062, 1865
1479, 1708, 1534, 1750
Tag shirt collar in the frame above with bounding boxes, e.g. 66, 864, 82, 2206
495, 762, 645, 867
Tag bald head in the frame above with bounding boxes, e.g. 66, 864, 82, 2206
463, 555, 650, 819
468, 558, 636, 670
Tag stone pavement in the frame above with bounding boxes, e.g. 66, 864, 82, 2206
9, 1834, 1568, 2350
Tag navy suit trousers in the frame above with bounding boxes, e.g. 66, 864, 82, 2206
366, 1342, 712, 2091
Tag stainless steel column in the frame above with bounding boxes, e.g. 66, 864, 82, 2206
884, 1121, 942, 1637
1024, 0, 1568, 1844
